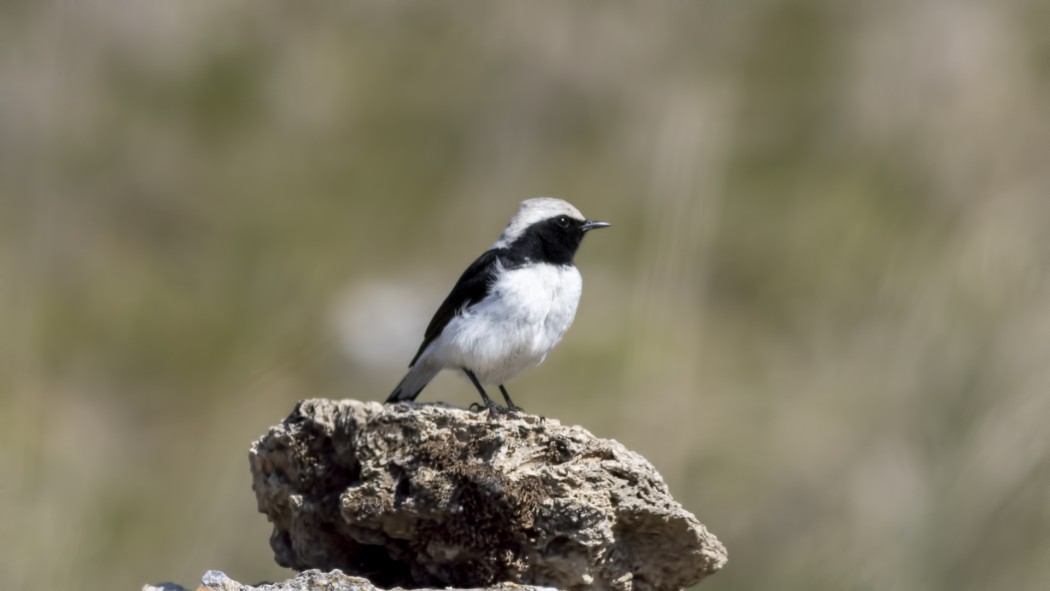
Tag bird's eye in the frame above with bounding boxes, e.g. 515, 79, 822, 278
556, 216, 570, 228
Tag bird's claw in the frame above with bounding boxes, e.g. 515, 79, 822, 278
468, 400, 511, 415
486, 403, 510, 417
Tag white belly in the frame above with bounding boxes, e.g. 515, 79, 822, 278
430, 263, 582, 385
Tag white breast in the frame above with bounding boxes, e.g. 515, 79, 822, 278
430, 263, 583, 385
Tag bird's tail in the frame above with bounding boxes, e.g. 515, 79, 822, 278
386, 362, 440, 403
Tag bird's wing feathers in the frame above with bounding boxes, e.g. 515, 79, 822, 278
409, 249, 504, 366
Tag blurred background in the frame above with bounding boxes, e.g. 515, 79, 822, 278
2, 1, 1049, 590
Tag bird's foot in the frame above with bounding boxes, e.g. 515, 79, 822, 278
468, 399, 511, 415
467, 402, 528, 418
486, 403, 515, 418
496, 386, 523, 414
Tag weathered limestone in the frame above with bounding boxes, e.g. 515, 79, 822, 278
144, 569, 557, 591
249, 399, 726, 591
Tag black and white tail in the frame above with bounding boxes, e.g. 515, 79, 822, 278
386, 362, 440, 403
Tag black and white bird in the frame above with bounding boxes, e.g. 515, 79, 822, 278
386, 197, 609, 412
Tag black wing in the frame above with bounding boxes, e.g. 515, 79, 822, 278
409, 249, 504, 367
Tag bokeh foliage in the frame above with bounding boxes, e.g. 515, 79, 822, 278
2, 2, 1049, 590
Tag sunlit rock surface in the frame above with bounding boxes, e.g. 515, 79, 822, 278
249, 399, 727, 591
143, 569, 559, 591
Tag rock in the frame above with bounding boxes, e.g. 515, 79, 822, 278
142, 583, 190, 591
146, 569, 560, 591
249, 399, 727, 591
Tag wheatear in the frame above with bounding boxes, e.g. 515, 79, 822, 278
386, 198, 609, 412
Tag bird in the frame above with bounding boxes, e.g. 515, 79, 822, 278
386, 197, 609, 413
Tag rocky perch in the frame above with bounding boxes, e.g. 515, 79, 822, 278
247, 399, 727, 591
144, 569, 560, 591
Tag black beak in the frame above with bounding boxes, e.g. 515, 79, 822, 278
581, 220, 611, 232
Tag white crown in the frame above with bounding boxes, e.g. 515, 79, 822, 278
493, 198, 586, 248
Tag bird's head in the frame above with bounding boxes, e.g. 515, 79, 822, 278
494, 198, 609, 265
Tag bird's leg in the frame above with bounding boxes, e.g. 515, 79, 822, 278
463, 369, 503, 413
498, 384, 523, 413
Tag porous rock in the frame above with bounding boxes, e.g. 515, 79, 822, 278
147, 566, 562, 591
144, 569, 554, 591
249, 399, 727, 591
